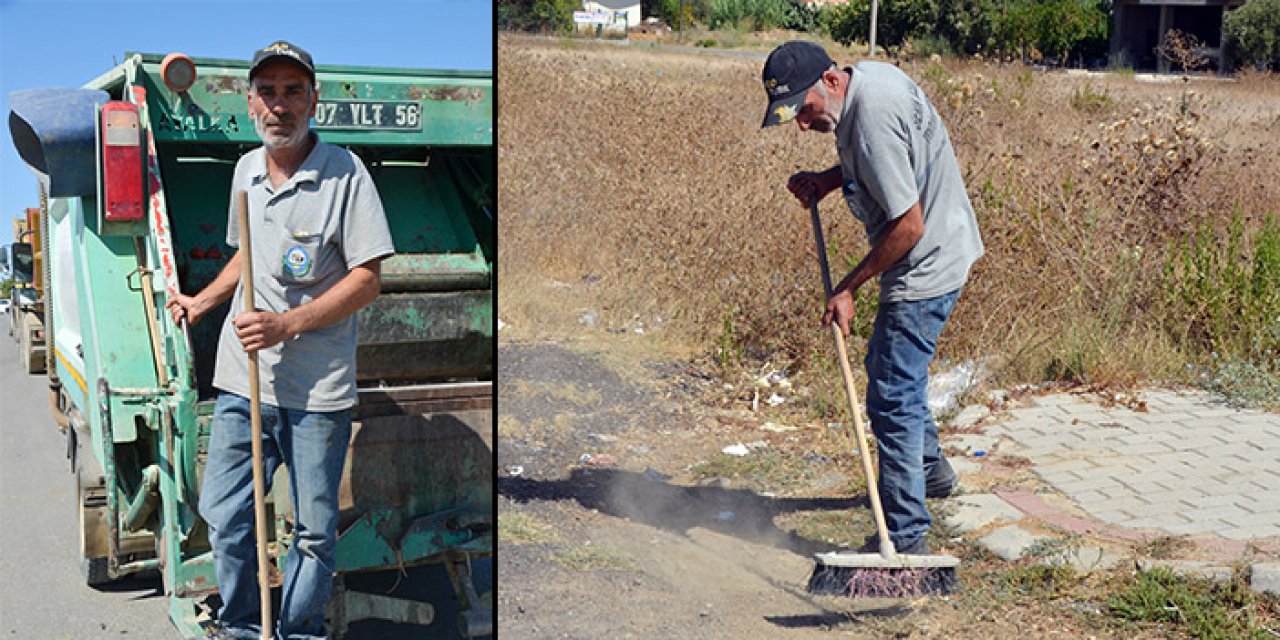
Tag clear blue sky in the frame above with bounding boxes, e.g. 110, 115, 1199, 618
0, 0, 493, 247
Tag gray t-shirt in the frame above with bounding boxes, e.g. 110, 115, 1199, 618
213, 136, 394, 411
834, 62, 983, 302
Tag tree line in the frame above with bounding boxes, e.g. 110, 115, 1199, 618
498, 0, 1280, 71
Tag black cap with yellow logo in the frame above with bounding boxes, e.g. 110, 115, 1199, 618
249, 40, 316, 85
760, 41, 834, 127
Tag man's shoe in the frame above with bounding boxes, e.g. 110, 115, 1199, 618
205, 625, 253, 640
925, 457, 959, 498
856, 535, 932, 555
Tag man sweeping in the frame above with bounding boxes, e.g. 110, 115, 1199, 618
762, 41, 983, 557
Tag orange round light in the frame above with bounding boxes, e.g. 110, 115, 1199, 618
161, 53, 196, 93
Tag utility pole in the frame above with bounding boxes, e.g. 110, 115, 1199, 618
869, 0, 879, 56
679, 0, 684, 42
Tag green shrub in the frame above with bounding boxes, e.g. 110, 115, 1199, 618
1108, 567, 1271, 640
821, 1, 869, 47
823, 0, 1106, 63
705, 0, 791, 30
498, 0, 580, 33
1166, 210, 1280, 359
1224, 0, 1280, 71
1069, 81, 1114, 114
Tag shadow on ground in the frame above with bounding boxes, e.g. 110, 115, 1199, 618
499, 468, 870, 558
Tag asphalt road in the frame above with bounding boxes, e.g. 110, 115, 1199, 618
0, 315, 174, 638
0, 314, 493, 639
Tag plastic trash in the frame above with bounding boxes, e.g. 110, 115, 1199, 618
506, 465, 524, 477
973, 450, 987, 457
765, 393, 786, 406
760, 422, 797, 433
722, 443, 750, 457
579, 453, 618, 466
714, 511, 736, 521
927, 359, 989, 418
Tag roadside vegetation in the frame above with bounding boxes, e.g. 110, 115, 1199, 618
500, 0, 1278, 70
499, 34, 1280, 409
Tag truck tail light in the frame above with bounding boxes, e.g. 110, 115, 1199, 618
101, 102, 144, 221
161, 53, 197, 93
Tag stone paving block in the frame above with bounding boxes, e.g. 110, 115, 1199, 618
981, 423, 1012, 438
944, 494, 1025, 533
1121, 442, 1179, 456
1035, 457, 1100, 476
1219, 524, 1280, 541
1085, 507, 1133, 523
1054, 546, 1124, 572
1139, 559, 1233, 581
978, 525, 1044, 561
948, 404, 991, 430
1251, 563, 1280, 595
944, 434, 998, 454
1155, 520, 1216, 536
950, 458, 981, 475
1030, 395, 1081, 409
1124, 500, 1185, 519
1051, 475, 1120, 498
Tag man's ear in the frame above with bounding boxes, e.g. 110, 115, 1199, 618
821, 68, 841, 91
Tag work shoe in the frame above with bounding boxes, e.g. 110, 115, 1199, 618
856, 535, 932, 556
925, 457, 959, 498
205, 625, 255, 640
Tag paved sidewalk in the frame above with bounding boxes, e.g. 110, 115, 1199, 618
940, 388, 1280, 592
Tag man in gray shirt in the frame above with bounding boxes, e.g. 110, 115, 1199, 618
166, 40, 394, 639
761, 41, 983, 556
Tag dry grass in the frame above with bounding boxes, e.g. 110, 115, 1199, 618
498, 34, 1280, 389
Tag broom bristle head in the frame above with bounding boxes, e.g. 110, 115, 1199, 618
807, 564, 958, 597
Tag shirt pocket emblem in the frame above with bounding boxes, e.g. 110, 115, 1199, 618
283, 244, 313, 278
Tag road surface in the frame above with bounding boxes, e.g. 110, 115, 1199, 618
0, 315, 174, 638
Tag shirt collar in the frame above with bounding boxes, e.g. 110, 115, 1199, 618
248, 132, 326, 192
835, 65, 862, 142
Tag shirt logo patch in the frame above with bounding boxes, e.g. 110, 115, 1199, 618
283, 245, 312, 278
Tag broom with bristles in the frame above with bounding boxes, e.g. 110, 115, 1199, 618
804, 200, 959, 597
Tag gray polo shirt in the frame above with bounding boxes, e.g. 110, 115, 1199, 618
834, 62, 983, 302
213, 136, 394, 411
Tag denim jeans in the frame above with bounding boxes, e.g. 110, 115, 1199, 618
200, 392, 352, 640
864, 289, 960, 550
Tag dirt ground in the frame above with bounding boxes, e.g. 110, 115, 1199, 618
496, 336, 1186, 639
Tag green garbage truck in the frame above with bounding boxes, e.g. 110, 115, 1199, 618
7, 50, 493, 638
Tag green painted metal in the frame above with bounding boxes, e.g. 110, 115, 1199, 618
107, 52, 492, 148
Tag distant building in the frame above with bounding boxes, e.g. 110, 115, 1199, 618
1110, 0, 1249, 72
583, 0, 641, 32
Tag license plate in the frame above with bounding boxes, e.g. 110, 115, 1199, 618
314, 100, 422, 131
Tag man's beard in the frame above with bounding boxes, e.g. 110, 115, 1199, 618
254, 115, 310, 151
811, 82, 840, 132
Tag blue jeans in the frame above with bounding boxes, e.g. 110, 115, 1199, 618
864, 289, 960, 550
200, 392, 351, 640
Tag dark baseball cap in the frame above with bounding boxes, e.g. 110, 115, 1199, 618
761, 41, 834, 127
249, 40, 315, 85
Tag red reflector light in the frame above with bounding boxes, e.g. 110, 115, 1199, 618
101, 102, 144, 221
